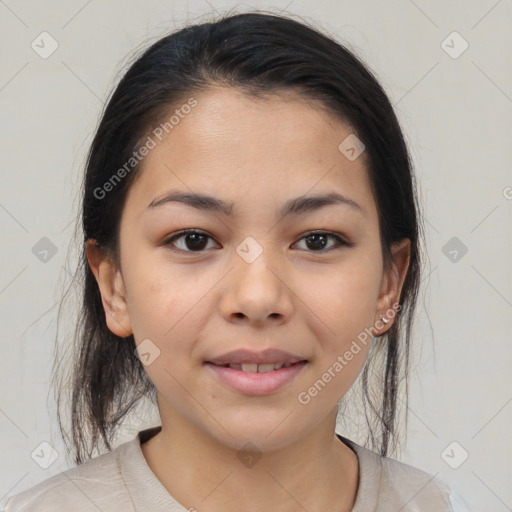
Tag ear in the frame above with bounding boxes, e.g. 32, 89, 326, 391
374, 238, 411, 335
85, 239, 133, 337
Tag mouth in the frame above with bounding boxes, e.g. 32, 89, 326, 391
204, 360, 309, 395
205, 360, 307, 372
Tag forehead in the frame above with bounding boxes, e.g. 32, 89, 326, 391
124, 86, 375, 218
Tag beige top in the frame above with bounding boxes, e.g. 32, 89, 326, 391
1, 427, 470, 511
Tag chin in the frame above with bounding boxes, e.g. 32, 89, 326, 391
201, 410, 310, 453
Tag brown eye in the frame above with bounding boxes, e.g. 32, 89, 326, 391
293, 231, 349, 252
164, 230, 219, 252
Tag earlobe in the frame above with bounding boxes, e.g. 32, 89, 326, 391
85, 239, 133, 337
375, 238, 411, 333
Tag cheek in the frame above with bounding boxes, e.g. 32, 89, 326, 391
298, 270, 376, 404
301, 259, 381, 343
124, 254, 214, 350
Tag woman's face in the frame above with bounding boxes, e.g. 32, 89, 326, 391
88, 86, 409, 452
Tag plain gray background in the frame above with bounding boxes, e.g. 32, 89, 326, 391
1, 1, 511, 510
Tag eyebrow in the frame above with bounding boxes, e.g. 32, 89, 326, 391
146, 190, 365, 217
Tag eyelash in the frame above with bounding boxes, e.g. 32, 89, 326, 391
162, 229, 350, 254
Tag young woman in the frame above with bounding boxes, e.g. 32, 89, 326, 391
2, 11, 470, 512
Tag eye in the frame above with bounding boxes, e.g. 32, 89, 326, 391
162, 229, 350, 254
293, 231, 349, 252
163, 229, 219, 253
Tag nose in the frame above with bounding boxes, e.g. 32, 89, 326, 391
219, 244, 294, 326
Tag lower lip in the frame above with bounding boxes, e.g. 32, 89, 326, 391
204, 361, 308, 396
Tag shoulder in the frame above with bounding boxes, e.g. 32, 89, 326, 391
338, 435, 471, 511
0, 436, 137, 512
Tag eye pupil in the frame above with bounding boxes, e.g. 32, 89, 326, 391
185, 233, 207, 250
305, 234, 328, 251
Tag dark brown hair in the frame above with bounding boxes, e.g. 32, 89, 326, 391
54, 10, 424, 465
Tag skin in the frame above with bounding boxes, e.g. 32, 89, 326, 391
86, 86, 410, 512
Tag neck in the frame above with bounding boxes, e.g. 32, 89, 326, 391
141, 406, 359, 512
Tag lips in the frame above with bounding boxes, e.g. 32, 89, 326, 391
204, 348, 309, 394
213, 362, 300, 373
205, 348, 307, 368
205, 360, 308, 395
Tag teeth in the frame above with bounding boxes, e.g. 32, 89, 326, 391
234, 362, 289, 372
240, 363, 258, 372
257, 363, 275, 373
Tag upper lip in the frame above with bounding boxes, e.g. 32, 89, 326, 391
206, 348, 307, 366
